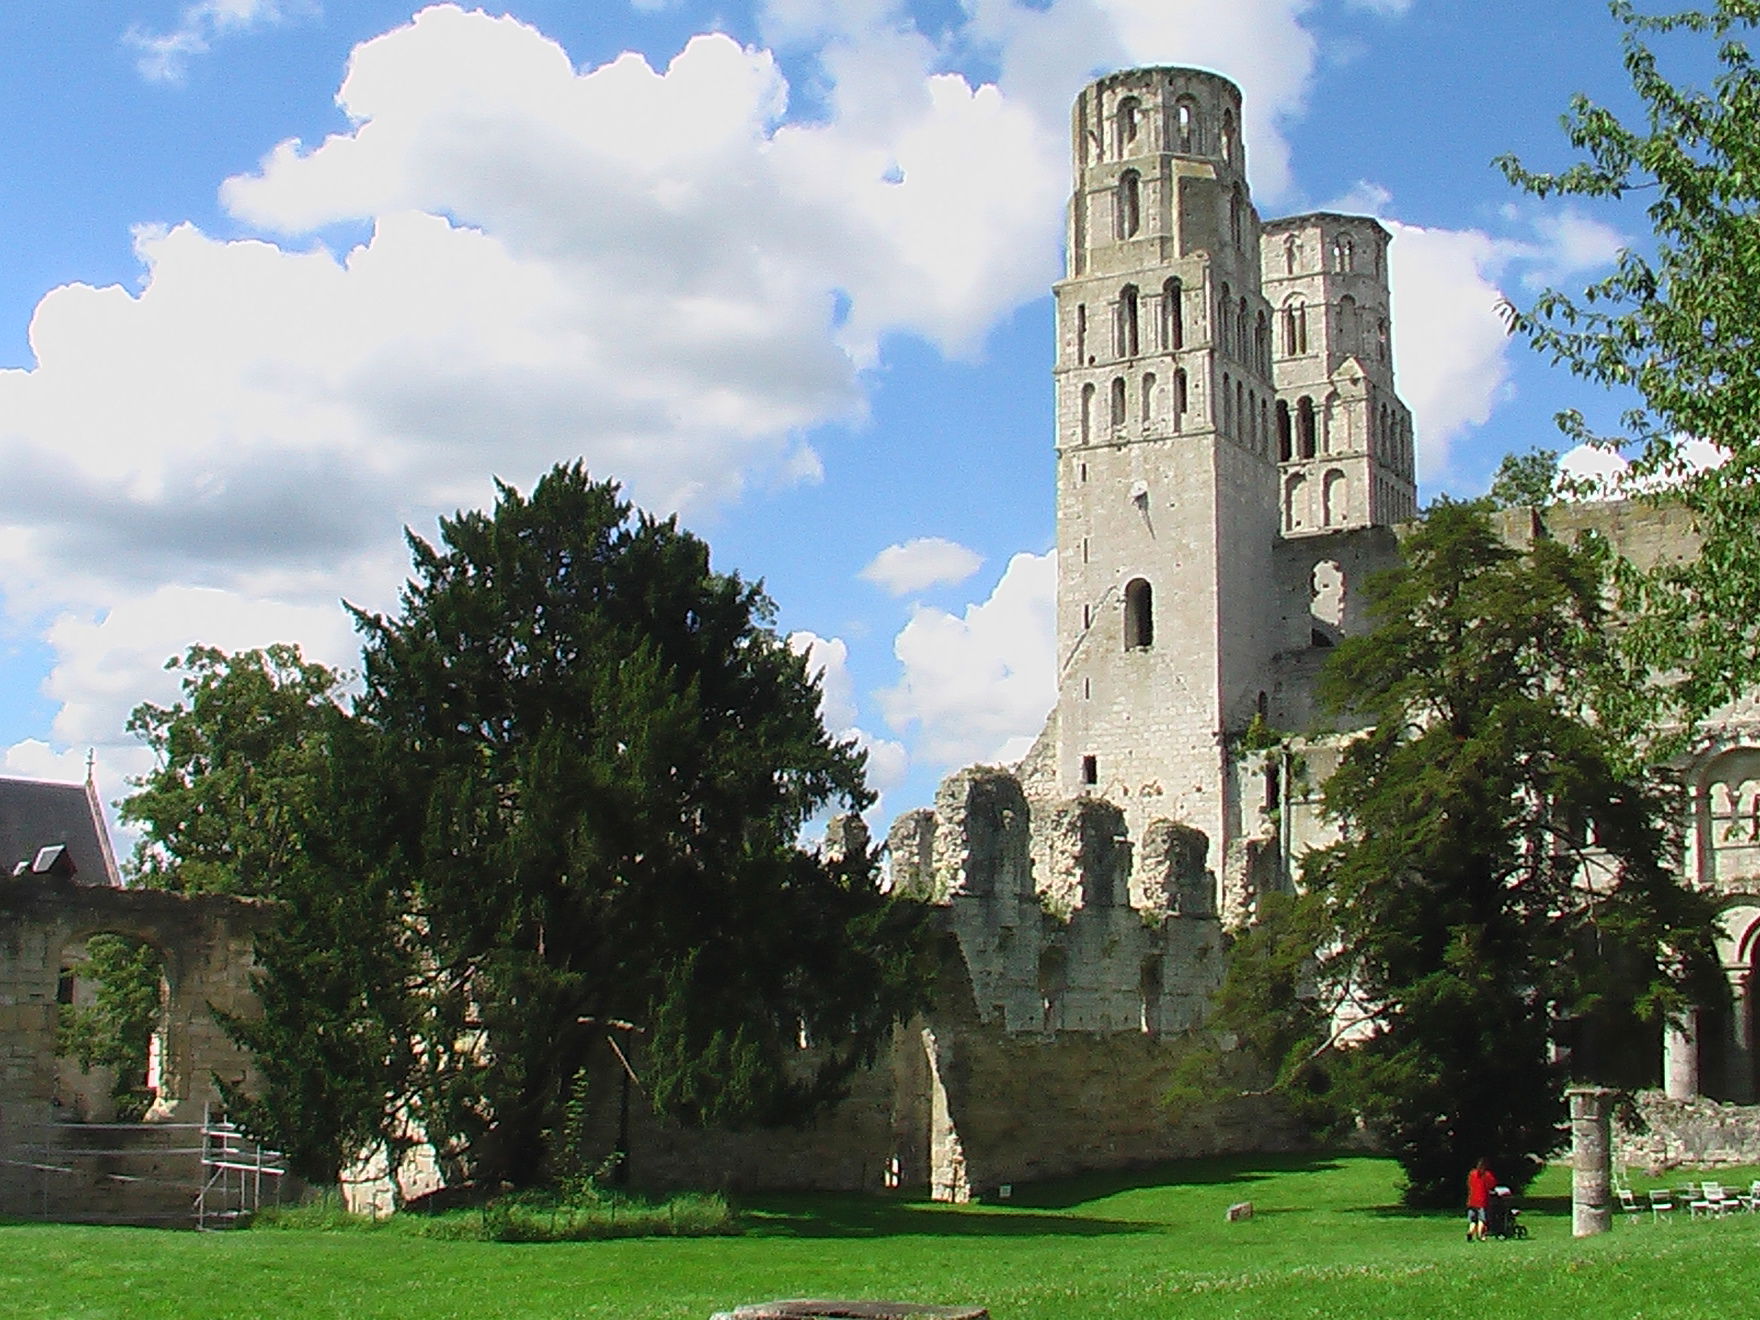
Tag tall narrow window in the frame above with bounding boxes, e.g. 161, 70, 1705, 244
1117, 284, 1140, 357
1283, 232, 1298, 275
1222, 372, 1233, 433
1236, 379, 1246, 442
1297, 395, 1317, 460
1110, 375, 1127, 427
1124, 578, 1153, 649
1115, 96, 1141, 155
1075, 303, 1087, 364
1176, 97, 1197, 152
1220, 109, 1236, 164
1230, 186, 1245, 248
1338, 295, 1358, 355
1161, 277, 1182, 350
1218, 283, 1232, 356
1081, 754, 1098, 786
1237, 295, 1250, 360
1283, 298, 1308, 356
1080, 382, 1094, 443
1332, 235, 1354, 272
1141, 372, 1156, 423
1256, 311, 1270, 375
1276, 399, 1292, 462
1117, 169, 1141, 239
1173, 369, 1188, 427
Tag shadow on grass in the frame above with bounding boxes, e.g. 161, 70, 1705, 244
741, 1198, 1162, 1239
1001, 1151, 1347, 1209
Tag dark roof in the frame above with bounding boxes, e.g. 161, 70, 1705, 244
0, 775, 122, 886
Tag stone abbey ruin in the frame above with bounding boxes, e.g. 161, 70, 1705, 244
5, 66, 1760, 1218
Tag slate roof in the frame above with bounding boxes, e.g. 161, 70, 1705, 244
0, 774, 122, 886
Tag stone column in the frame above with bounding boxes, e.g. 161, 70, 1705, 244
1724, 967, 1754, 1104
1664, 1008, 1699, 1101
1568, 1086, 1617, 1238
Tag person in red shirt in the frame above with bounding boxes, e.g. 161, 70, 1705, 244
1466, 1157, 1497, 1241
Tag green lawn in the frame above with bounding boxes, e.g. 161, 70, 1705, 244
3, 1155, 1757, 1319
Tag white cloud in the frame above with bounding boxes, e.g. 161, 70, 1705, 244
127, 0, 316, 83
788, 629, 909, 810
1385, 219, 1515, 477
860, 537, 983, 595
879, 551, 1055, 768
1329, 182, 1629, 481
1558, 436, 1728, 498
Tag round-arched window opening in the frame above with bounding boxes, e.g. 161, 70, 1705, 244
1124, 578, 1154, 649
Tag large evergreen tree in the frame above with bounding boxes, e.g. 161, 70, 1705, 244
1296, 501, 1719, 1206
1499, 0, 1760, 719
209, 464, 933, 1191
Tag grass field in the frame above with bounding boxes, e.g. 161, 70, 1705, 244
3, 1154, 1757, 1319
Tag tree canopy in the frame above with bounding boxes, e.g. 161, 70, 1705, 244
1237, 501, 1721, 1206
127, 464, 936, 1191
1498, 0, 1760, 718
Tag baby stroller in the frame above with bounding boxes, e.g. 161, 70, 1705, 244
1485, 1186, 1528, 1240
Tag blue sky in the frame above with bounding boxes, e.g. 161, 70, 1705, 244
0, 1, 1687, 849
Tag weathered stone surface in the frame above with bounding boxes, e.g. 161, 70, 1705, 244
1618, 1091, 1760, 1172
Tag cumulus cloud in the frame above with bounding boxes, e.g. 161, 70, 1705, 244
788, 630, 909, 808
127, 0, 317, 83
1329, 182, 1629, 480
7, 1, 1427, 805
879, 551, 1055, 768
860, 537, 983, 595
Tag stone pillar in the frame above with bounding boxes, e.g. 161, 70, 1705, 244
1568, 1086, 1617, 1238
1664, 1009, 1699, 1101
1724, 967, 1754, 1104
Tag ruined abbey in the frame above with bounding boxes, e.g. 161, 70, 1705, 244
6, 66, 1760, 1220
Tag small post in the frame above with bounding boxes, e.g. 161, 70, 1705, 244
1568, 1085, 1618, 1238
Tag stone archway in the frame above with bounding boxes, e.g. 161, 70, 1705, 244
0, 876, 270, 1217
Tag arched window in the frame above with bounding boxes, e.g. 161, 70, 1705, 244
1285, 472, 1308, 531
1218, 283, 1232, 356
1117, 284, 1139, 357
1283, 298, 1308, 356
1332, 234, 1354, 272
1296, 395, 1316, 459
1236, 379, 1246, 440
1276, 399, 1292, 462
1172, 368, 1188, 427
1256, 311, 1270, 375
1322, 469, 1348, 527
1237, 295, 1250, 360
1124, 578, 1153, 649
1221, 109, 1236, 164
1230, 186, 1245, 248
1377, 316, 1389, 362
1141, 372, 1156, 423
1080, 382, 1094, 443
1110, 375, 1127, 427
1117, 169, 1141, 239
1161, 277, 1183, 350
1115, 96, 1141, 155
1283, 232, 1298, 275
1176, 97, 1198, 152
1338, 295, 1358, 355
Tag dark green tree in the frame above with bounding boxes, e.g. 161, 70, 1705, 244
1295, 501, 1719, 1207
315, 462, 933, 1188
122, 644, 351, 895
1498, 0, 1760, 719
1487, 447, 1562, 509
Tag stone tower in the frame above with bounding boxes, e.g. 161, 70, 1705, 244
1048, 68, 1282, 869
1261, 214, 1416, 534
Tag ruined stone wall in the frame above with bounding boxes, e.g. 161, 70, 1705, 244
0, 876, 269, 1221
1618, 1091, 1760, 1173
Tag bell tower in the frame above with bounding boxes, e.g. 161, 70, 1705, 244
1050, 68, 1281, 863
